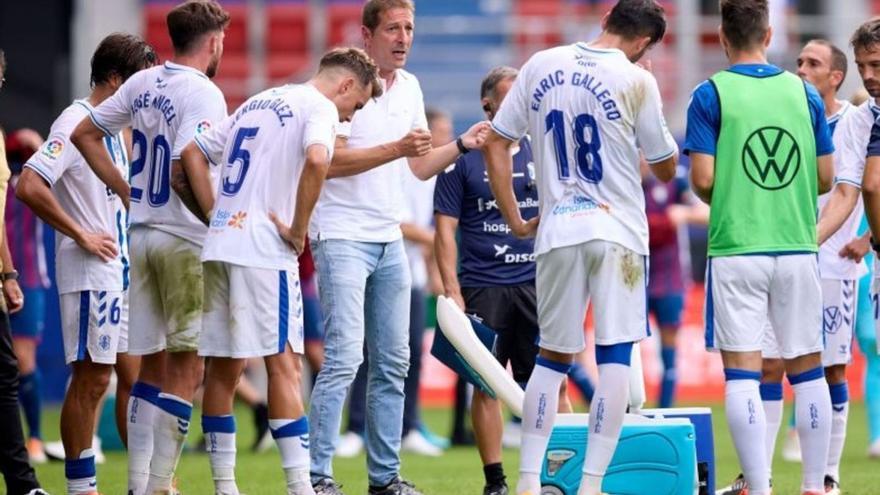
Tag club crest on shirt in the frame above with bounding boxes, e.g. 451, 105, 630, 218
41, 139, 64, 160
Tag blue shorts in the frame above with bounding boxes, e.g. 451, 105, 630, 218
648, 293, 684, 328
10, 288, 47, 340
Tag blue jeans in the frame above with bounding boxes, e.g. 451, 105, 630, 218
309, 239, 411, 486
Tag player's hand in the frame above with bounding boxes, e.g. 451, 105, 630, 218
511, 216, 539, 239
397, 129, 433, 158
839, 236, 871, 263
461, 121, 491, 150
2, 280, 23, 314
270, 212, 306, 255
76, 231, 118, 263
446, 290, 466, 311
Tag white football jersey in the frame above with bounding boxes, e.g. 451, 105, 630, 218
88, 61, 227, 245
820, 99, 870, 280
25, 100, 129, 294
198, 84, 338, 271
492, 43, 677, 256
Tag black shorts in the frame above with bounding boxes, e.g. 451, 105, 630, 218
462, 285, 539, 383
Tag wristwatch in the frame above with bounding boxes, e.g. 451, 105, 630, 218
0, 270, 18, 282
456, 136, 469, 155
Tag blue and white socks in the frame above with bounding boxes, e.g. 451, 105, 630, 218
204, 415, 240, 494
659, 346, 677, 409
65, 448, 97, 494
145, 393, 192, 493
517, 357, 570, 495
789, 368, 831, 492
827, 381, 849, 481
270, 416, 314, 495
579, 343, 632, 495
127, 381, 160, 495
725, 369, 770, 495
759, 381, 784, 475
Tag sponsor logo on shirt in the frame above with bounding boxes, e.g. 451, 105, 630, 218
477, 197, 539, 213
493, 244, 536, 263
823, 306, 842, 334
196, 120, 212, 135
484, 222, 511, 234
228, 211, 248, 229
211, 209, 248, 229
551, 194, 610, 216
41, 139, 64, 160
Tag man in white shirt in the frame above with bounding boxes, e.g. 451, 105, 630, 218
306, 1, 488, 494
70, 2, 230, 493
15, 33, 156, 495
176, 46, 381, 495
483, 1, 678, 494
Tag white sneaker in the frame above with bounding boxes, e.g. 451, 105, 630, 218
782, 428, 802, 463
869, 438, 880, 458
502, 421, 522, 449
41, 436, 105, 464
335, 432, 364, 458
401, 430, 442, 457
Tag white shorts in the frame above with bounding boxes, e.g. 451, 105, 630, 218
128, 227, 203, 355
119, 291, 129, 354
764, 278, 856, 365
706, 254, 822, 358
60, 290, 125, 365
536, 240, 648, 353
199, 261, 304, 358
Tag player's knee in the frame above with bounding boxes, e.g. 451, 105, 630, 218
761, 359, 785, 383
825, 364, 847, 385
72, 364, 112, 403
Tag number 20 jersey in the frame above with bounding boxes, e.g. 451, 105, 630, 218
89, 61, 227, 245
491, 44, 677, 256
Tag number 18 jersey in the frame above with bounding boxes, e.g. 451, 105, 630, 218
492, 43, 677, 256
89, 61, 227, 245
197, 84, 339, 272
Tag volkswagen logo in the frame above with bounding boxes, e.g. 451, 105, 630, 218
742, 126, 802, 190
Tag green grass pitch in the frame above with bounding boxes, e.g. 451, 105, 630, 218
32, 402, 880, 494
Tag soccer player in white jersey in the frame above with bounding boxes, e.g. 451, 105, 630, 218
483, 1, 678, 494
14, 33, 156, 495
173, 47, 381, 495
70, 2, 230, 493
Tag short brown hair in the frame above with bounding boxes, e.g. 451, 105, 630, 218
91, 33, 158, 86
807, 39, 848, 89
851, 18, 880, 53
362, 0, 415, 33
606, 0, 667, 45
480, 66, 518, 100
319, 47, 383, 98
167, 0, 231, 54
720, 0, 769, 52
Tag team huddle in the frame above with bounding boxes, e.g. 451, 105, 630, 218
12, 0, 880, 494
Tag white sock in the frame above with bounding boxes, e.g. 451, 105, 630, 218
517, 358, 569, 495
203, 415, 239, 494
579, 363, 630, 495
725, 371, 770, 495
145, 393, 192, 492
127, 382, 160, 495
791, 370, 832, 492
65, 448, 97, 495
759, 382, 784, 478
827, 382, 849, 481
269, 417, 314, 495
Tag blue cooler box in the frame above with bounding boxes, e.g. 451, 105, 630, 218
640, 408, 715, 494
540, 414, 697, 495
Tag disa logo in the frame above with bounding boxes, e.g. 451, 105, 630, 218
196, 120, 212, 134
41, 139, 64, 160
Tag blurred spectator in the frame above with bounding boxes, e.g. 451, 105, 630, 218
5, 129, 51, 464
